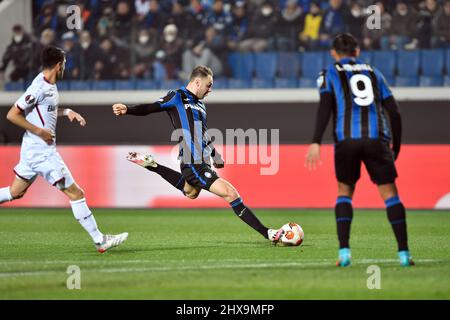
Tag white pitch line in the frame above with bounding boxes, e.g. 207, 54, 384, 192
0, 259, 443, 279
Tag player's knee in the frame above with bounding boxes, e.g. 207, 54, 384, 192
224, 187, 239, 202
185, 190, 199, 199
11, 190, 26, 200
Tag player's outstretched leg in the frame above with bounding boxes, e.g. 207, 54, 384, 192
209, 178, 282, 242
335, 196, 353, 267
63, 183, 128, 253
126, 152, 185, 192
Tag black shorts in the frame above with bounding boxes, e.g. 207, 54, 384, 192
334, 139, 398, 185
180, 162, 219, 190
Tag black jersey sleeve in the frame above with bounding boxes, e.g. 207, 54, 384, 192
382, 95, 402, 159
312, 92, 334, 144
126, 90, 177, 116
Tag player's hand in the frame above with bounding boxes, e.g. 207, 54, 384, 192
305, 143, 322, 170
67, 110, 86, 126
112, 104, 127, 116
213, 153, 224, 169
35, 128, 55, 145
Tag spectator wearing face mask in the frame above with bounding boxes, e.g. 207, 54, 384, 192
31, 28, 56, 75
319, 0, 351, 50
238, 1, 279, 52
384, 1, 418, 50
133, 28, 160, 79
0, 25, 33, 82
79, 30, 100, 80
160, 24, 184, 79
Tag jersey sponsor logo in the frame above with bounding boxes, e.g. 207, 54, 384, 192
47, 105, 56, 112
204, 172, 212, 178
25, 95, 36, 105
184, 102, 206, 115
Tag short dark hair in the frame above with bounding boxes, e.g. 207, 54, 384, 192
332, 33, 359, 56
41, 45, 65, 69
190, 65, 213, 80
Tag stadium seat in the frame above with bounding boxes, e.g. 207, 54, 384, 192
358, 51, 373, 65
277, 52, 300, 79
251, 78, 274, 88
69, 80, 90, 90
227, 78, 251, 89
301, 51, 324, 78
275, 78, 298, 88
372, 51, 396, 77
160, 79, 183, 90
57, 81, 70, 91
395, 76, 419, 87
299, 77, 317, 88
446, 49, 450, 75
115, 80, 136, 90
228, 52, 254, 80
135, 80, 159, 90
383, 75, 396, 87
397, 50, 420, 77
211, 77, 228, 89
444, 75, 450, 86
421, 49, 445, 76
324, 52, 334, 68
254, 52, 278, 80
91, 80, 114, 90
4, 82, 24, 91
420, 76, 443, 87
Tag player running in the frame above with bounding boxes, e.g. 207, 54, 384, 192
305, 34, 414, 267
112, 65, 282, 242
0, 46, 127, 253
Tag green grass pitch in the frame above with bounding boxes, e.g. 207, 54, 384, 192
0, 208, 449, 299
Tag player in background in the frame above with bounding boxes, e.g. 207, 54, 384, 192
112, 65, 282, 242
0, 46, 128, 253
305, 34, 414, 267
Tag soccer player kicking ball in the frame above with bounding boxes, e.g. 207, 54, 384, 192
112, 65, 282, 242
305, 34, 414, 267
0, 46, 127, 253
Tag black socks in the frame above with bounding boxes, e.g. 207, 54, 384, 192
335, 196, 353, 249
146, 164, 185, 192
230, 198, 268, 238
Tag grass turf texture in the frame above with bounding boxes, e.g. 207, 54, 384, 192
0, 209, 449, 299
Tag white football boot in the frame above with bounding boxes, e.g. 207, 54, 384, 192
268, 228, 284, 243
126, 152, 157, 169
95, 233, 128, 253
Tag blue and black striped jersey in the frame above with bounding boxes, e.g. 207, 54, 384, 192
318, 57, 393, 143
154, 86, 213, 164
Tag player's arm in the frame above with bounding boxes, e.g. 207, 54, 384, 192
112, 91, 177, 116
207, 140, 224, 169
382, 96, 402, 160
112, 102, 164, 116
377, 68, 402, 160
57, 108, 86, 126
305, 92, 333, 170
6, 105, 54, 144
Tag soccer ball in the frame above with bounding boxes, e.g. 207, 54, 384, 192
279, 222, 304, 246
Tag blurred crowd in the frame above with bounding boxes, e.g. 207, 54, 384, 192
1, 0, 449, 82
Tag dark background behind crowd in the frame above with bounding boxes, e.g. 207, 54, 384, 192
1, 0, 449, 83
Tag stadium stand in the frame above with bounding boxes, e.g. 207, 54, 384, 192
1, 0, 449, 90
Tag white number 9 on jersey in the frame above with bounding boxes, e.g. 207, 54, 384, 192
349, 74, 374, 106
